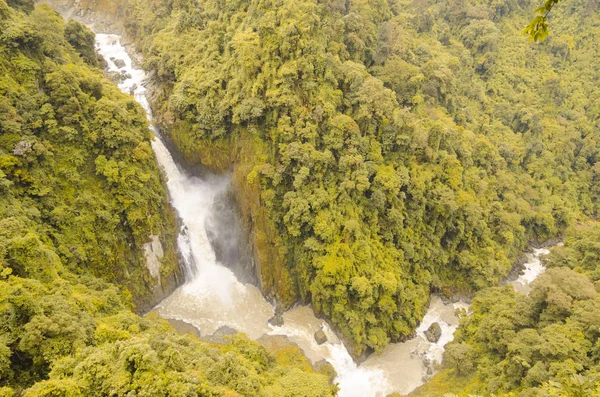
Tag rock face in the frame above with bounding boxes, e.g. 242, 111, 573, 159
228, 132, 298, 308
314, 329, 328, 345
144, 235, 164, 282
141, 234, 182, 311
424, 322, 442, 343
268, 314, 284, 327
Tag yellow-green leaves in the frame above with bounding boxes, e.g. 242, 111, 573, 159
523, 1, 562, 42
523, 14, 550, 42
116, 0, 600, 360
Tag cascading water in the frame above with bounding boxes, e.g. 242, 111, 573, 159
96, 33, 274, 336
94, 32, 554, 397
510, 248, 550, 294
94, 33, 390, 395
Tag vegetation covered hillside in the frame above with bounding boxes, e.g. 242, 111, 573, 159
414, 223, 600, 396
0, 0, 183, 309
78, 0, 600, 356
0, 1, 333, 395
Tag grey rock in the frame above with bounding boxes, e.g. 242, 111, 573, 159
201, 325, 238, 344
212, 325, 237, 338
424, 322, 442, 343
314, 329, 327, 345
257, 334, 295, 350
166, 318, 201, 338
113, 58, 126, 68
106, 71, 125, 83
268, 314, 284, 327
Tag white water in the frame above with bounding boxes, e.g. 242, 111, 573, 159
94, 33, 553, 397
510, 248, 550, 294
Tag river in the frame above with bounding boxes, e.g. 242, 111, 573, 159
94, 33, 552, 397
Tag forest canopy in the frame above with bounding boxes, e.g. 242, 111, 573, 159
0, 0, 598, 394
0, 1, 333, 395
413, 223, 600, 396
524, 0, 564, 41
109, 0, 600, 355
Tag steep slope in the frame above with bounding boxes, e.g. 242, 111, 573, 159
41, 0, 600, 357
0, 0, 182, 310
412, 223, 600, 397
0, 2, 334, 395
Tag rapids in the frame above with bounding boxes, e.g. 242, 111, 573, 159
95, 33, 553, 397
510, 248, 550, 294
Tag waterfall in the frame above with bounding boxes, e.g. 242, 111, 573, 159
94, 32, 554, 397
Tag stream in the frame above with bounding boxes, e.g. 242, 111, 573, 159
95, 33, 553, 397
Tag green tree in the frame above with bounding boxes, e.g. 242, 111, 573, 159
523, 0, 563, 42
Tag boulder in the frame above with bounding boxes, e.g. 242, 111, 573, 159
166, 318, 201, 338
314, 329, 327, 345
201, 325, 238, 344
106, 71, 125, 84
424, 322, 442, 343
257, 334, 296, 350
268, 314, 284, 327
113, 58, 126, 68
213, 325, 237, 338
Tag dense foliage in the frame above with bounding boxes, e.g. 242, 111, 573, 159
0, 2, 333, 395
413, 224, 600, 397
546, 223, 600, 285
106, 0, 600, 355
0, 274, 333, 396
16, 310, 333, 396
524, 0, 564, 41
1, 0, 598, 394
0, 0, 183, 307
